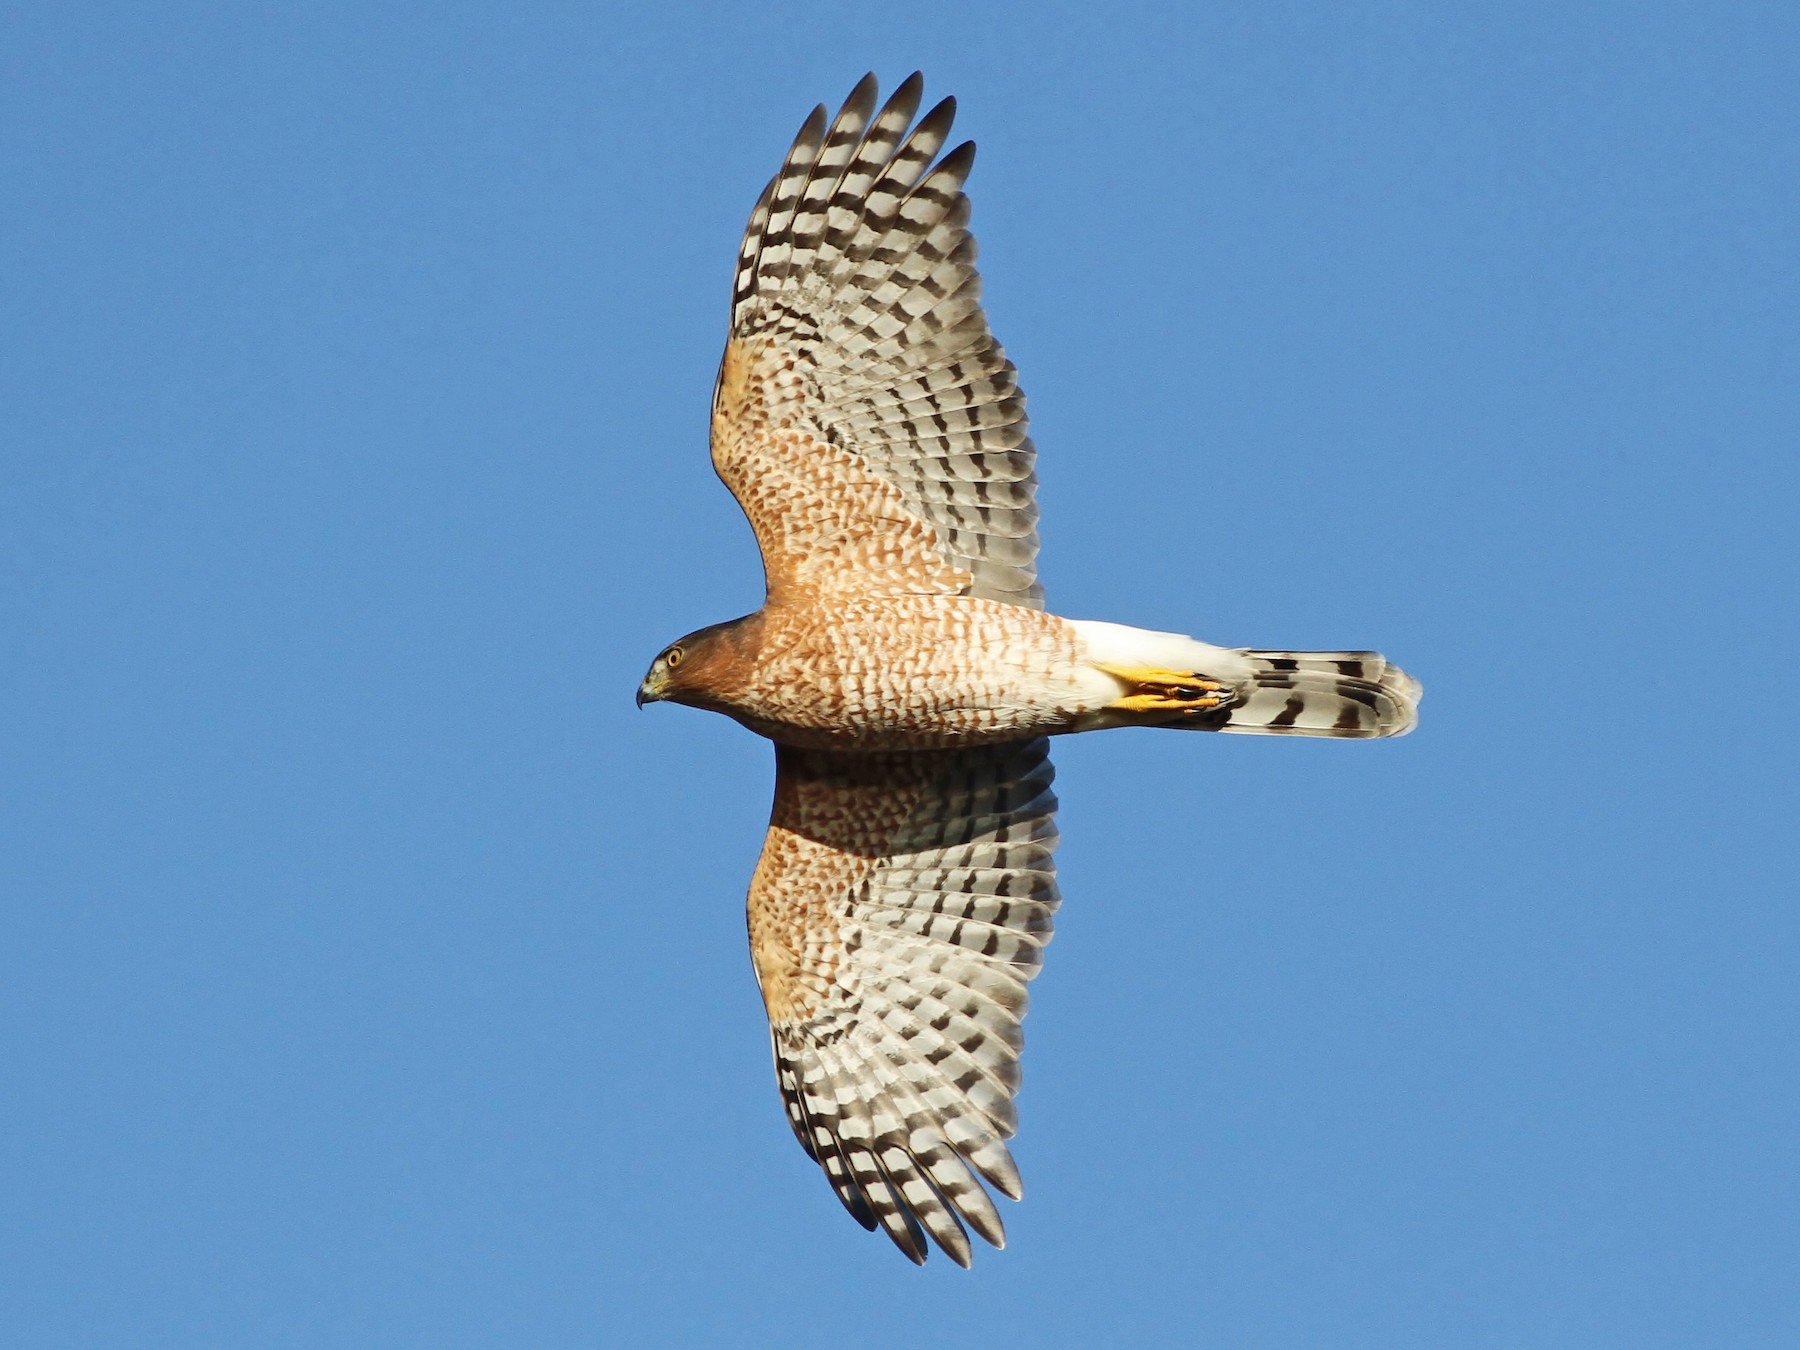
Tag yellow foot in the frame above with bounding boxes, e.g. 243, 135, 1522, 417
1093, 662, 1229, 713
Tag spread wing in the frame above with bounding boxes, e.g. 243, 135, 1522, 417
710, 73, 1043, 608
747, 739, 1059, 1265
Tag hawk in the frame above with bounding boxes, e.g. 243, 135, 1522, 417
637, 74, 1420, 1266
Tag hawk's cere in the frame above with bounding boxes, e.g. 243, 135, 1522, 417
638, 74, 1421, 1266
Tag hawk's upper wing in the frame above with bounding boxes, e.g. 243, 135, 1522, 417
711, 74, 1043, 608
749, 739, 1059, 1265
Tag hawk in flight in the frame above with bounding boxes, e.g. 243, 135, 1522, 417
638, 74, 1420, 1265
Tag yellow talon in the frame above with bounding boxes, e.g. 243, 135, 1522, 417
1112, 690, 1224, 713
1093, 663, 1228, 713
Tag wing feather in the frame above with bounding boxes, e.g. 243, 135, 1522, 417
747, 738, 1059, 1264
712, 75, 1043, 608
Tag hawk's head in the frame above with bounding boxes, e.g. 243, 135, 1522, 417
636, 615, 758, 710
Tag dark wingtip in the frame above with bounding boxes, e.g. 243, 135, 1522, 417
873, 72, 926, 137
936, 138, 977, 182
794, 102, 828, 146
919, 93, 957, 137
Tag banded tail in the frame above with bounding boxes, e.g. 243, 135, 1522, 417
1069, 620, 1421, 739
1217, 649, 1421, 738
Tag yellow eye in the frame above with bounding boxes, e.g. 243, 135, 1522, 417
664, 646, 683, 668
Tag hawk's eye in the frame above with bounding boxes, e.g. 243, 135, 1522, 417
665, 646, 684, 669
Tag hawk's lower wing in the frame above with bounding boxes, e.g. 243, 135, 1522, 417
748, 739, 1059, 1265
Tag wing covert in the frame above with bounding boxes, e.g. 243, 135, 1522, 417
711, 74, 1044, 608
746, 738, 1059, 1265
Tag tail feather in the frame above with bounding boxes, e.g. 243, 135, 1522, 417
1066, 621, 1421, 740
1219, 651, 1420, 739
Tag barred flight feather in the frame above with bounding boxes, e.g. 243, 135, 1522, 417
749, 738, 1058, 1265
720, 72, 1042, 608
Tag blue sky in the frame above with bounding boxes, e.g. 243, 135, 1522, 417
5, 2, 1797, 1345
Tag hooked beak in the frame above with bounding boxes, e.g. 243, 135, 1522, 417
636, 672, 667, 709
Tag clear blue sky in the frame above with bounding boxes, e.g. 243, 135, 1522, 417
6, 3, 1796, 1346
